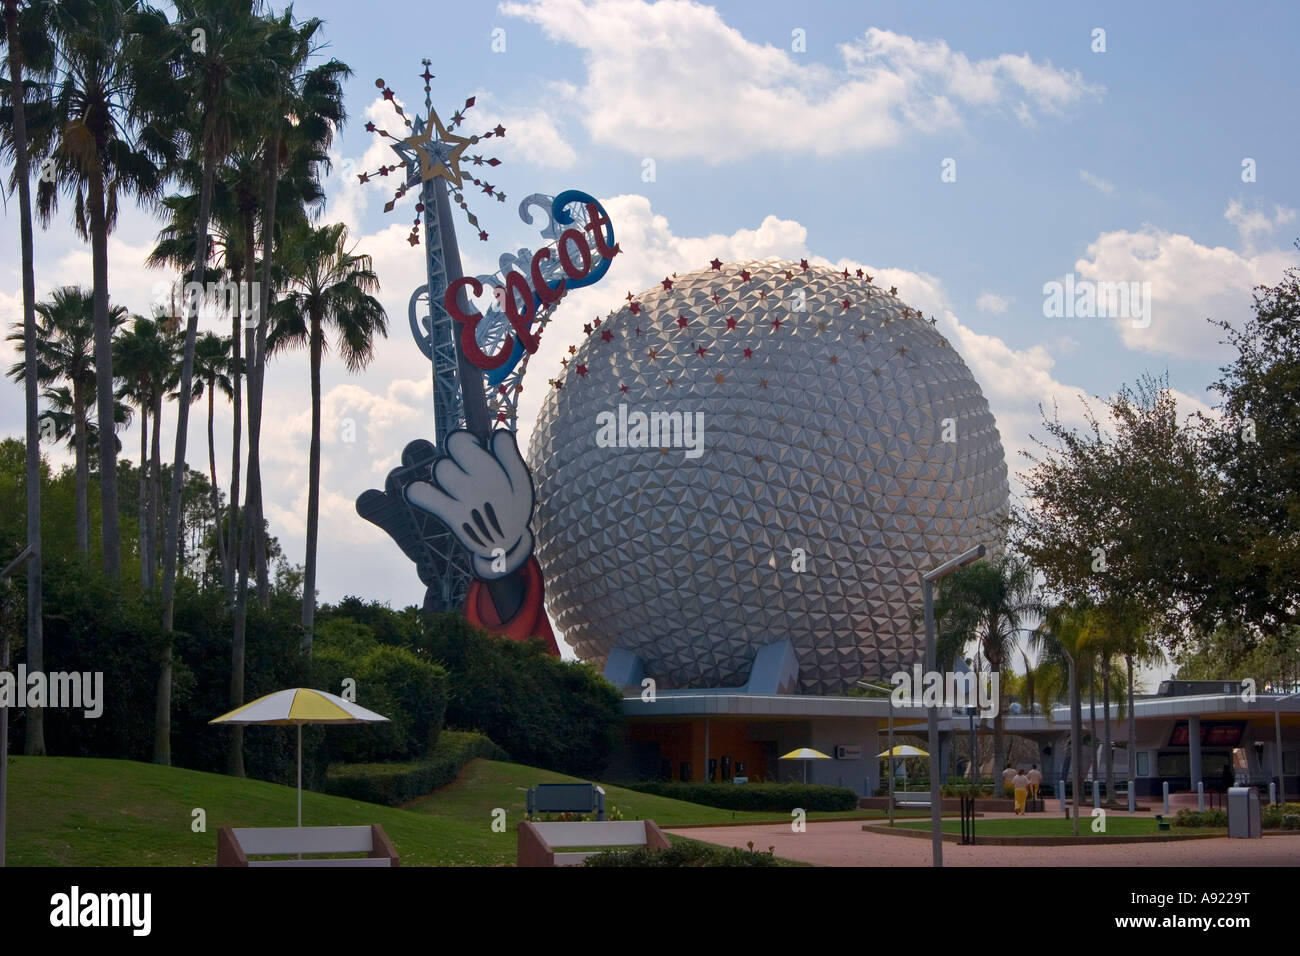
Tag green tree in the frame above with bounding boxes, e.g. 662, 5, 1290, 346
33, 0, 173, 580
1, 0, 56, 756
6, 287, 124, 557
148, 0, 272, 767
932, 554, 1042, 787
270, 222, 387, 646
186, 332, 233, 583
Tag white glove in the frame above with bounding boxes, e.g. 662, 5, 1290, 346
405, 429, 535, 580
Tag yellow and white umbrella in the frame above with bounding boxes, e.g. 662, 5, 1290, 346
210, 688, 388, 826
779, 747, 832, 783
877, 744, 928, 757
878, 744, 928, 791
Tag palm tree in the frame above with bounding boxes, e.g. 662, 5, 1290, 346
6, 287, 124, 556
187, 332, 234, 581
247, 20, 348, 606
2, 0, 55, 758
933, 553, 1042, 787
113, 314, 177, 588
270, 222, 387, 644
227, 18, 347, 776
148, 0, 270, 766
33, 0, 173, 580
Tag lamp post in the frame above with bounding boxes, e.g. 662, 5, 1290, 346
859, 679, 896, 826
1056, 645, 1083, 837
923, 544, 985, 868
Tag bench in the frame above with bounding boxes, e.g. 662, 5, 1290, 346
892, 794, 931, 810
527, 782, 606, 820
517, 820, 670, 867
217, 825, 399, 867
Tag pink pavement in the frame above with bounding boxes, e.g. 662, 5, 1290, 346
666, 820, 1300, 867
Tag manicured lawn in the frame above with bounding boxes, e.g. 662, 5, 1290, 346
5, 756, 512, 866
5, 754, 897, 866
894, 816, 1214, 837
404, 757, 906, 828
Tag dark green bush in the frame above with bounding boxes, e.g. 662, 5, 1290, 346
323, 730, 507, 806
415, 612, 624, 778
624, 781, 857, 812
311, 644, 447, 763
583, 840, 782, 867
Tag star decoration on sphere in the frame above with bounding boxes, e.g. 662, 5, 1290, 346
710, 258, 723, 270
601, 329, 613, 341
662, 277, 674, 291
677, 314, 689, 328
889, 286, 898, 296
359, 66, 506, 243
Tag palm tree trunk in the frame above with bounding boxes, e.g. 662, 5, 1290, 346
149, 391, 162, 587
252, 135, 279, 610
72, 379, 89, 556
138, 396, 150, 586
302, 311, 322, 642
1088, 659, 1097, 788
7, 0, 44, 756
1102, 656, 1115, 803
206, 384, 223, 583
1126, 651, 1138, 790
157, 148, 216, 765
228, 319, 259, 779
226, 319, 242, 598
88, 168, 120, 579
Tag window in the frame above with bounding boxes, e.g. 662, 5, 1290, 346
1157, 752, 1189, 777
1136, 751, 1149, 776
1286, 751, 1298, 775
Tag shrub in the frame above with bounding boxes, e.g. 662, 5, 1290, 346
323, 730, 507, 806
312, 644, 448, 763
623, 781, 857, 812
1260, 802, 1300, 829
416, 612, 624, 778
1172, 808, 1228, 828
583, 840, 782, 867
1283, 814, 1300, 830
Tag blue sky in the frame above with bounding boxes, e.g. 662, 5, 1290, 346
2, 1, 1297, 665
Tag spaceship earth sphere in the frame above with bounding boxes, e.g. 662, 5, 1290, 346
526, 260, 1009, 695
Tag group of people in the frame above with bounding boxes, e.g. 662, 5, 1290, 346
1003, 764, 1043, 815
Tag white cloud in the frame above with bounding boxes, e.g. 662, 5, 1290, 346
1224, 199, 1295, 254
976, 291, 1009, 313
1079, 169, 1114, 194
501, 0, 1102, 162
1071, 217, 1299, 358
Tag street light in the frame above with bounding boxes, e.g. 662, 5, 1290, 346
1056, 644, 1083, 837
858, 679, 896, 826
923, 543, 986, 868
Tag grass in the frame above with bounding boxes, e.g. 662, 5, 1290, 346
5, 755, 514, 866
893, 816, 1214, 838
5, 752, 897, 866
403, 757, 908, 827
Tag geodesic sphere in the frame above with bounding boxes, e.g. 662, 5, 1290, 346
526, 260, 1008, 695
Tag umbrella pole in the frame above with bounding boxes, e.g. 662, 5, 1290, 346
297, 724, 302, 829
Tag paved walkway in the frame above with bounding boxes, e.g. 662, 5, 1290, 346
666, 820, 1300, 867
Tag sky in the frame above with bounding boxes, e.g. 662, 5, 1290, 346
2, 0, 1297, 675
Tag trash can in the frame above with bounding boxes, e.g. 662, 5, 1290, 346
1227, 786, 1261, 839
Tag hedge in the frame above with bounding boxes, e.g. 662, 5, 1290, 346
623, 781, 857, 812
323, 730, 508, 806
584, 840, 783, 867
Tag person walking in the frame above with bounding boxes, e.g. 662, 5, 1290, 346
1002, 763, 1016, 797
1027, 764, 1043, 806
1012, 768, 1030, 816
